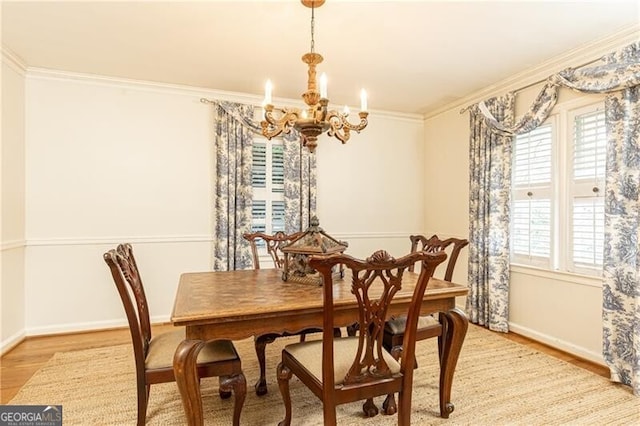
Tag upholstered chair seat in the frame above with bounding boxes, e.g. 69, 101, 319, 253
146, 330, 239, 370
283, 337, 401, 385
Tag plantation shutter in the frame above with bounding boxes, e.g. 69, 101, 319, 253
251, 139, 286, 248
569, 109, 605, 273
272, 144, 284, 193
511, 124, 553, 266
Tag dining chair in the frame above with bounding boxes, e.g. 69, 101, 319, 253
276, 249, 447, 426
379, 234, 469, 415
243, 230, 322, 396
104, 243, 246, 426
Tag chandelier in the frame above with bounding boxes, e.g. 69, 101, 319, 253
260, 0, 368, 153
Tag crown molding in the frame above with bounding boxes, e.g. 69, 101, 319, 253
424, 24, 640, 120
25, 235, 214, 247
25, 67, 422, 122
1, 45, 27, 75
26, 67, 262, 104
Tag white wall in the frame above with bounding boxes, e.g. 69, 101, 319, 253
22, 74, 215, 335
1, 52, 27, 352
317, 112, 425, 258
10, 70, 425, 339
423, 106, 470, 287
423, 29, 639, 365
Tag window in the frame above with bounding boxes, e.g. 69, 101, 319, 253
511, 123, 554, 268
251, 137, 285, 252
510, 101, 606, 276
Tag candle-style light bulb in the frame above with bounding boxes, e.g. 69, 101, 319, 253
343, 105, 350, 116
264, 80, 273, 105
320, 73, 328, 99
360, 89, 368, 112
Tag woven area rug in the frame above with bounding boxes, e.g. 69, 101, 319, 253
9, 325, 637, 425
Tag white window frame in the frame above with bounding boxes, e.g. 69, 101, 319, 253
510, 97, 606, 279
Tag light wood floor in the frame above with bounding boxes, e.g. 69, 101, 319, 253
0, 324, 610, 404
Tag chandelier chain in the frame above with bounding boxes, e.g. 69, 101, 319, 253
310, 4, 315, 53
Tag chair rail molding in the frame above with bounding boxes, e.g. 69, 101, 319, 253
1, 239, 26, 251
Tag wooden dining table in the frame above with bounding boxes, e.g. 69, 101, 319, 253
171, 268, 469, 426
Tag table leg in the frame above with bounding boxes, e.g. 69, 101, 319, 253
174, 339, 206, 426
438, 307, 468, 418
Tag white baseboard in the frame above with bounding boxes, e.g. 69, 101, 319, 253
1, 330, 27, 356
508, 322, 606, 366
21, 315, 171, 339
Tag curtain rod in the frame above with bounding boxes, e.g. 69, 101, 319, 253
201, 97, 267, 109
459, 56, 603, 114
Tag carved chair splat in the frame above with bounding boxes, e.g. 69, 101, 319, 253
104, 243, 246, 426
276, 249, 447, 426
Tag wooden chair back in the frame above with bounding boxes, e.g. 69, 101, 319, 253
243, 231, 303, 269
408, 234, 469, 281
104, 244, 246, 425
309, 249, 447, 420
104, 243, 150, 379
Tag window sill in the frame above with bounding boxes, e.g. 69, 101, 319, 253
509, 264, 603, 288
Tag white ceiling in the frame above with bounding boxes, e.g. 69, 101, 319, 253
2, 0, 639, 115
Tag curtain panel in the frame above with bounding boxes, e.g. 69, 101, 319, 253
212, 101, 254, 271
467, 94, 514, 332
470, 41, 640, 395
282, 131, 317, 234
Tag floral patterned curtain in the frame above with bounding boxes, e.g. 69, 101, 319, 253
476, 82, 558, 135
555, 44, 640, 395
472, 42, 640, 394
603, 85, 639, 396
467, 94, 514, 332
209, 101, 317, 269
212, 102, 254, 271
282, 131, 317, 233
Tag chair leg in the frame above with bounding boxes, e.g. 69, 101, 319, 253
397, 388, 411, 426
438, 308, 468, 419
220, 373, 246, 426
363, 398, 379, 417
218, 376, 232, 399
254, 334, 277, 396
382, 393, 397, 415
276, 362, 293, 426
346, 323, 359, 336
381, 344, 403, 415
137, 384, 149, 426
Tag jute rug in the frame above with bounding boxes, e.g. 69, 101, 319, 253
9, 325, 637, 425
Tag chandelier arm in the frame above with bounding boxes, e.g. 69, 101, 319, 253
325, 110, 369, 143
262, 106, 301, 140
